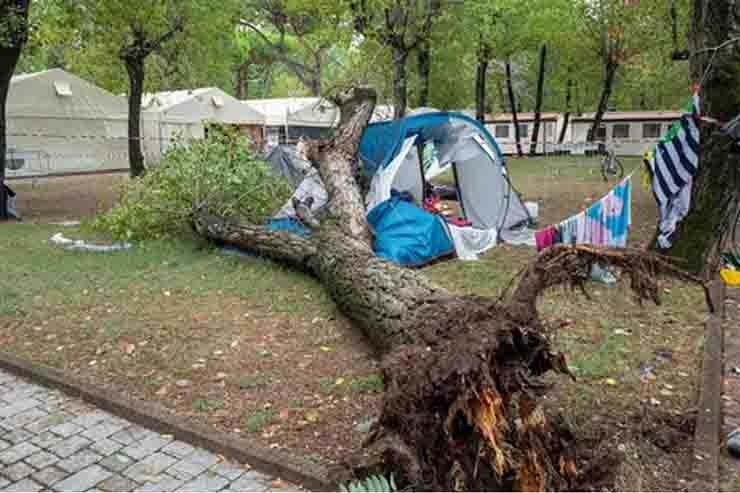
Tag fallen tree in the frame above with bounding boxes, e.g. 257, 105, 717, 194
193, 87, 704, 491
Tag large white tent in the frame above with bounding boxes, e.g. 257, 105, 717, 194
5, 68, 129, 177
141, 87, 265, 161
243, 97, 338, 148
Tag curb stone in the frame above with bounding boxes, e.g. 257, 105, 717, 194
0, 351, 333, 492
690, 280, 726, 492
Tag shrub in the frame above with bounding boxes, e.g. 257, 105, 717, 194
340, 474, 396, 493
92, 127, 292, 240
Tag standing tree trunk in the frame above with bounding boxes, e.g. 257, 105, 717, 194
308, 49, 323, 97
475, 36, 491, 123
588, 61, 618, 142
529, 44, 547, 156
559, 79, 573, 144
234, 61, 249, 100
497, 80, 507, 112
417, 39, 431, 108
124, 54, 146, 177
506, 60, 523, 157
660, 0, 740, 274
0, 0, 30, 221
120, 22, 183, 178
193, 85, 704, 492
391, 45, 409, 120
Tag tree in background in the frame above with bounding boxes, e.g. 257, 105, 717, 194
351, 0, 444, 119
458, 0, 497, 122
525, 0, 580, 154
577, 0, 656, 142
0, 0, 31, 220
71, 0, 237, 177
13, 0, 72, 74
239, 0, 344, 97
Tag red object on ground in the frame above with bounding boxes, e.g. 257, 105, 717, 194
423, 196, 443, 214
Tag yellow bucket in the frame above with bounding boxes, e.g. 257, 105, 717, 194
721, 268, 740, 286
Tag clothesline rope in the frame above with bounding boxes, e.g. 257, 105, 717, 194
535, 174, 633, 251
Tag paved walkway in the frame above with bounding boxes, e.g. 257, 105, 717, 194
0, 369, 290, 492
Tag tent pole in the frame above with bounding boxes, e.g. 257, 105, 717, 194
451, 161, 466, 219
416, 141, 429, 201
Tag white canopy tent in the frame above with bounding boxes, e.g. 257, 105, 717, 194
142, 87, 265, 162
243, 97, 339, 148
6, 68, 129, 177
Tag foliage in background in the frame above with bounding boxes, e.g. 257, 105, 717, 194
92, 126, 292, 240
13, 0, 693, 114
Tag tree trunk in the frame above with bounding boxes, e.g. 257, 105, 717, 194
0, 53, 14, 221
558, 79, 573, 144
124, 54, 146, 178
309, 50, 322, 97
475, 36, 491, 123
529, 44, 547, 156
661, 0, 740, 274
192, 85, 706, 492
234, 61, 249, 100
506, 61, 523, 157
497, 80, 507, 112
0, 0, 30, 221
391, 45, 408, 120
588, 61, 618, 142
417, 39, 431, 108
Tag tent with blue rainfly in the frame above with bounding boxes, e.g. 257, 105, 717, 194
268, 111, 533, 266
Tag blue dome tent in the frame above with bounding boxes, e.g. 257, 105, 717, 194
268, 111, 533, 266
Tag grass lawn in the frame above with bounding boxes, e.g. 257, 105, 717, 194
0, 158, 708, 490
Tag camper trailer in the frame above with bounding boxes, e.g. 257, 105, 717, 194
483, 113, 561, 155
568, 111, 683, 156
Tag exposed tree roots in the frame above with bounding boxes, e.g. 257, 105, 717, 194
191, 87, 708, 491
334, 246, 707, 491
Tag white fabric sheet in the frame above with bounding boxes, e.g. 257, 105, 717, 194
447, 224, 497, 261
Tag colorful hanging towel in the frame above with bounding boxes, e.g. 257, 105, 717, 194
649, 95, 700, 207
585, 176, 632, 248
648, 94, 700, 247
535, 225, 557, 251
536, 176, 632, 251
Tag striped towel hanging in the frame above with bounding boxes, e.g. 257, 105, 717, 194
650, 94, 701, 206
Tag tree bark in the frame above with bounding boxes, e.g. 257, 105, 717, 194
417, 39, 431, 108
0, 0, 30, 221
234, 61, 249, 100
505, 60, 523, 157
391, 45, 408, 120
497, 80, 507, 112
310, 51, 322, 97
558, 79, 573, 144
192, 84, 706, 491
529, 44, 547, 156
124, 54, 146, 178
120, 21, 183, 178
588, 61, 618, 142
661, 0, 740, 274
475, 36, 491, 123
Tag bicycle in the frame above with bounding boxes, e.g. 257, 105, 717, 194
600, 146, 625, 181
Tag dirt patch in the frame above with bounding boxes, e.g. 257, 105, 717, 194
0, 292, 383, 468
9, 172, 126, 220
